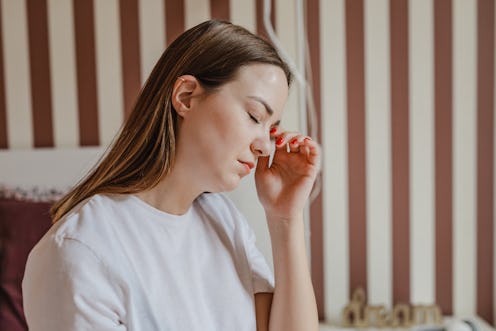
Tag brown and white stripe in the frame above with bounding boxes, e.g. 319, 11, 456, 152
0, 0, 495, 326
321, 0, 495, 325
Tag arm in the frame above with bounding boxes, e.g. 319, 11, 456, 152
265, 214, 318, 331
254, 131, 320, 331
255, 292, 272, 331
23, 237, 125, 331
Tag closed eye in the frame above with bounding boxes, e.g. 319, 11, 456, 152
249, 113, 260, 124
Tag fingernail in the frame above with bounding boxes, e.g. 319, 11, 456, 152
290, 138, 298, 145
276, 137, 284, 145
304, 137, 312, 142
270, 127, 277, 134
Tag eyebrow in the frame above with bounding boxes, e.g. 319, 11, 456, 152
248, 96, 274, 115
248, 96, 281, 126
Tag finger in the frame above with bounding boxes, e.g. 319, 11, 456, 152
274, 131, 300, 150
269, 126, 279, 139
256, 155, 270, 171
288, 136, 305, 153
302, 137, 321, 167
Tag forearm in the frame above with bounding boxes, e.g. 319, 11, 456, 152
266, 214, 319, 331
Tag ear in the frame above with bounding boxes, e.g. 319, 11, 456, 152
171, 75, 200, 118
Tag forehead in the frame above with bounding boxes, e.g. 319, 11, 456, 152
223, 64, 289, 115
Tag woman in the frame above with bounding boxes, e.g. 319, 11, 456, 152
22, 20, 320, 331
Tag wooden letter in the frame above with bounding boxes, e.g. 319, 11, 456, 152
342, 302, 366, 327
364, 305, 388, 327
391, 303, 411, 327
412, 305, 442, 325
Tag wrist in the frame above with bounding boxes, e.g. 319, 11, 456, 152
264, 209, 304, 223
266, 213, 305, 239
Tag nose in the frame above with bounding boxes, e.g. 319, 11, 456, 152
250, 131, 272, 157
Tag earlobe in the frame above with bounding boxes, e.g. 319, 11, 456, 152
171, 75, 198, 118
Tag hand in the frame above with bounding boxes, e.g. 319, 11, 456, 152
254, 128, 321, 221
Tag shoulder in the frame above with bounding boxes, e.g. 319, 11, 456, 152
197, 192, 238, 210
23, 226, 126, 330
52, 194, 123, 237
65, 193, 128, 220
195, 192, 253, 235
30, 194, 129, 262
196, 192, 246, 222
25, 194, 134, 288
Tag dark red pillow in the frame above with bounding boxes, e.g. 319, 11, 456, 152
0, 199, 53, 331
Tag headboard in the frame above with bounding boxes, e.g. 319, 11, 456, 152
0, 147, 104, 189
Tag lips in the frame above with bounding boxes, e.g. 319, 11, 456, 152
239, 160, 255, 173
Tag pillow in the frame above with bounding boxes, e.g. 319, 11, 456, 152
0, 187, 62, 331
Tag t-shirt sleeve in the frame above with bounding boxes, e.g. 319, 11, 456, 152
22, 236, 126, 331
241, 219, 275, 294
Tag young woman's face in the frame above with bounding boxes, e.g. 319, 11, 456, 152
176, 63, 289, 192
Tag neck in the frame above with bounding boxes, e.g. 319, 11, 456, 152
135, 165, 204, 215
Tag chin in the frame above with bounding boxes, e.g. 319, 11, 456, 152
213, 174, 242, 193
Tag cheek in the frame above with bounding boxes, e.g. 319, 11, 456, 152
188, 101, 254, 155
207, 112, 251, 146
206, 130, 251, 171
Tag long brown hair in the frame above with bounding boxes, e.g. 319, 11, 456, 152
51, 20, 292, 223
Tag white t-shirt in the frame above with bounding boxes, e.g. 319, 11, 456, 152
22, 193, 274, 331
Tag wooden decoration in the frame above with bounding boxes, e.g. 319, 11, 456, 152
351, 287, 366, 306
391, 303, 411, 327
342, 288, 443, 328
342, 302, 366, 327
412, 305, 443, 325
364, 305, 388, 327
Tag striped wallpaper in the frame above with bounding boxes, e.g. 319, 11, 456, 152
321, 0, 495, 326
0, 0, 494, 327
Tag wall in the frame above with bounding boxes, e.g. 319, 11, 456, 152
0, 0, 494, 326
318, 0, 495, 326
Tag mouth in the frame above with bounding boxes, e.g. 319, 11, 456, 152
239, 161, 255, 173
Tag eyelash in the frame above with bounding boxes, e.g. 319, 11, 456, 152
249, 113, 260, 124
